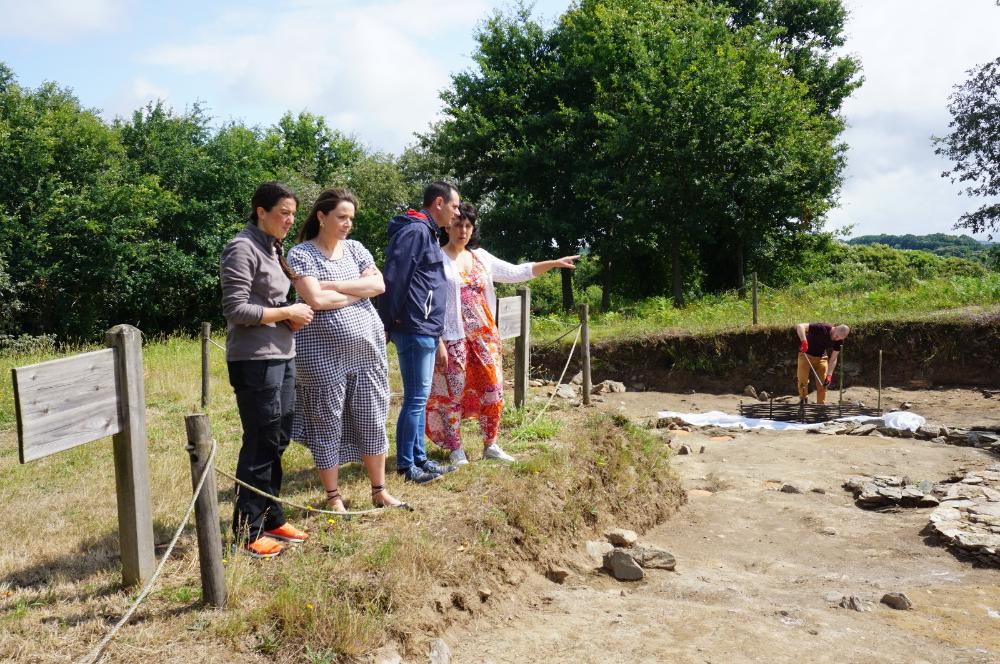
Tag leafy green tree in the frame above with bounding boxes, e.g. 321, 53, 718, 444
0, 65, 175, 338
723, 0, 863, 118
935, 56, 1000, 239
428, 1, 851, 308
268, 111, 363, 184
341, 153, 416, 265
429, 7, 590, 310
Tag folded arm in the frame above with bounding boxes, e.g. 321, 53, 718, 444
294, 275, 359, 310
321, 266, 385, 298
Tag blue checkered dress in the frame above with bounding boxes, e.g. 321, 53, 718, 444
287, 240, 389, 469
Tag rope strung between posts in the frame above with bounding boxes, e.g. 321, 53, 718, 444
208, 338, 226, 352
214, 466, 392, 517
548, 323, 583, 345
75, 439, 219, 664
503, 324, 581, 448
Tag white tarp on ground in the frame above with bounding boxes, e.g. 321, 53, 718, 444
655, 410, 926, 432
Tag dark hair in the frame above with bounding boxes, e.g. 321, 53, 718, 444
422, 180, 458, 209
248, 181, 298, 224
297, 187, 359, 243
248, 181, 301, 281
440, 201, 481, 249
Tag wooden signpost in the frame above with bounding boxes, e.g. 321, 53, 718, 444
496, 287, 531, 408
11, 324, 155, 587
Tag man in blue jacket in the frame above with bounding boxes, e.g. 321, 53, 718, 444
379, 181, 461, 483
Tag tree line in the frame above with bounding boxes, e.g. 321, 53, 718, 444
7, 0, 993, 342
0, 61, 422, 340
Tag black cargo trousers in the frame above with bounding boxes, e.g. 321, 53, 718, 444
227, 358, 295, 541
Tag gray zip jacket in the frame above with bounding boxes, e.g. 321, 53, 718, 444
220, 222, 295, 361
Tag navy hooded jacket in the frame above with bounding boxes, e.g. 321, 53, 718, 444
377, 208, 448, 337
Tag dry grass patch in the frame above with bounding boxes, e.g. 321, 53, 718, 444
0, 336, 683, 662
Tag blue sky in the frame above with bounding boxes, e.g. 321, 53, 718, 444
2, 0, 999, 239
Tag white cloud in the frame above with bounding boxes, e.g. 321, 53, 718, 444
100, 77, 171, 121
830, 0, 1000, 238
0, 0, 125, 41
144, 0, 491, 152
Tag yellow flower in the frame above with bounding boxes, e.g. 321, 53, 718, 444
306, 603, 314, 610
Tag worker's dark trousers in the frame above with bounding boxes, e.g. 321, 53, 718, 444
227, 358, 294, 541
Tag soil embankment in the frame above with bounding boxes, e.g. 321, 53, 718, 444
533, 312, 1000, 394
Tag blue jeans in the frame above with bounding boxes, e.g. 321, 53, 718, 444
392, 332, 437, 471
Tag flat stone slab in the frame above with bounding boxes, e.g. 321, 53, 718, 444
631, 546, 676, 570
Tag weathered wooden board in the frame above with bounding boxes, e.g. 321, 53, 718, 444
13, 348, 122, 463
497, 296, 522, 339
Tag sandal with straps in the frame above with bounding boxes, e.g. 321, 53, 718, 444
371, 484, 412, 511
326, 488, 349, 517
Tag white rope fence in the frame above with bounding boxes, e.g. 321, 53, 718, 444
73, 323, 584, 661
74, 439, 219, 664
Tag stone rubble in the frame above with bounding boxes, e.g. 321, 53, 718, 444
811, 419, 1000, 455
604, 528, 639, 547
845, 464, 1000, 567
630, 546, 677, 570
597, 528, 677, 580
602, 549, 644, 581
428, 638, 451, 664
927, 464, 1000, 567
592, 380, 627, 395
880, 592, 913, 610
838, 595, 873, 612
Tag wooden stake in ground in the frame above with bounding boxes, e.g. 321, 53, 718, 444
579, 303, 592, 405
201, 322, 211, 409
878, 349, 883, 413
515, 287, 531, 409
838, 343, 845, 415
185, 414, 226, 608
105, 325, 157, 587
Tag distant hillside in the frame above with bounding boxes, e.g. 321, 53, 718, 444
847, 233, 989, 260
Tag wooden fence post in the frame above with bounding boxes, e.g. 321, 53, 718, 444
877, 349, 883, 414
578, 303, 591, 406
185, 414, 226, 608
838, 344, 845, 411
104, 325, 156, 587
751, 272, 759, 325
201, 322, 211, 409
514, 287, 531, 409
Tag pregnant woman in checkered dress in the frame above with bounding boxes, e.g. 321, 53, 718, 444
287, 188, 404, 511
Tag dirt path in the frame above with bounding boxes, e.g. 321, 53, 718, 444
443, 387, 1000, 664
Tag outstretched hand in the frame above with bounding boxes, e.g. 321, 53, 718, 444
554, 255, 580, 269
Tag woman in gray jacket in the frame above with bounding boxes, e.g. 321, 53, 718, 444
220, 182, 314, 558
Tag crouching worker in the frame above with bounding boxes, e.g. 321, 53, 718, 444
794, 322, 850, 404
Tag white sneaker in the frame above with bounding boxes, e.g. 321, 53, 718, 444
449, 449, 469, 465
482, 444, 515, 463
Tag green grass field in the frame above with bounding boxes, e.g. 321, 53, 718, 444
531, 274, 1000, 342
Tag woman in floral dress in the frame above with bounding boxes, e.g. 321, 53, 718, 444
426, 202, 578, 465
